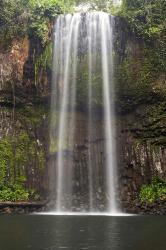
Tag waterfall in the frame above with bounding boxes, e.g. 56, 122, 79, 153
50, 12, 120, 214
113, 0, 122, 5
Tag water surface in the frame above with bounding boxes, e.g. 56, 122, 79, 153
0, 215, 165, 250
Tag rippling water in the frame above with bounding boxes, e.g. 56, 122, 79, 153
0, 215, 165, 250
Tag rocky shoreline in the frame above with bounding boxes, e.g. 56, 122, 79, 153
123, 200, 166, 215
0, 201, 47, 214
0, 200, 166, 215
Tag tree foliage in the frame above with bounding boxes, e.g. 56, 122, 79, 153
117, 0, 166, 114
0, 0, 75, 46
0, 0, 28, 46
28, 0, 75, 44
121, 0, 166, 38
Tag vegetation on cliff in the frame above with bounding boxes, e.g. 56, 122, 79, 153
121, 0, 166, 38
0, 0, 75, 47
140, 177, 166, 203
0, 106, 47, 202
116, 0, 166, 111
0, 0, 166, 209
116, 0, 166, 206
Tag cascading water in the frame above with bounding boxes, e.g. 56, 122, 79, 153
113, 0, 122, 5
50, 12, 120, 214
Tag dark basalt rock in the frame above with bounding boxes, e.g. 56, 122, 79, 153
0, 201, 48, 214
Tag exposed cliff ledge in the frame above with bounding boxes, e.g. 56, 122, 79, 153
0, 38, 29, 84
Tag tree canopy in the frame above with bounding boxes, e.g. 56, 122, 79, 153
0, 0, 76, 46
121, 0, 166, 38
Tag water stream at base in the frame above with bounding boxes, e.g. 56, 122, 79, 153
50, 12, 120, 214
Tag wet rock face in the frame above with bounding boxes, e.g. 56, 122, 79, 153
117, 109, 166, 213
48, 111, 108, 211
123, 199, 166, 215
113, 17, 166, 213
0, 38, 29, 86
0, 105, 49, 197
0, 36, 51, 101
0, 37, 51, 201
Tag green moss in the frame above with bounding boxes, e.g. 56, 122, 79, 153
34, 42, 52, 85
0, 105, 47, 201
116, 0, 166, 117
115, 40, 166, 114
0, 131, 45, 183
127, 101, 166, 146
18, 105, 48, 126
0, 131, 45, 201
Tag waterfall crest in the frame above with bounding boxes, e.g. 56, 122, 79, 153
50, 12, 120, 214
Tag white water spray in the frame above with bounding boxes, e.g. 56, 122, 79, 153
50, 12, 120, 214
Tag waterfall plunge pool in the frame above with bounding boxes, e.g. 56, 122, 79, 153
0, 215, 165, 250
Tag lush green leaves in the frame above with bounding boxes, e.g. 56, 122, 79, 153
28, 0, 75, 13
0, 131, 45, 199
0, 0, 76, 46
0, 183, 39, 202
0, 184, 29, 202
120, 0, 166, 38
28, 0, 72, 45
116, 0, 166, 114
140, 177, 166, 203
0, 0, 28, 46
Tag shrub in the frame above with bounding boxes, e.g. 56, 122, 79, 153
0, 184, 29, 202
0, 184, 40, 202
140, 176, 166, 203
28, 0, 75, 45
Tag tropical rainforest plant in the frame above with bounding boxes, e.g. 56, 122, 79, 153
140, 177, 166, 203
120, 0, 166, 38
